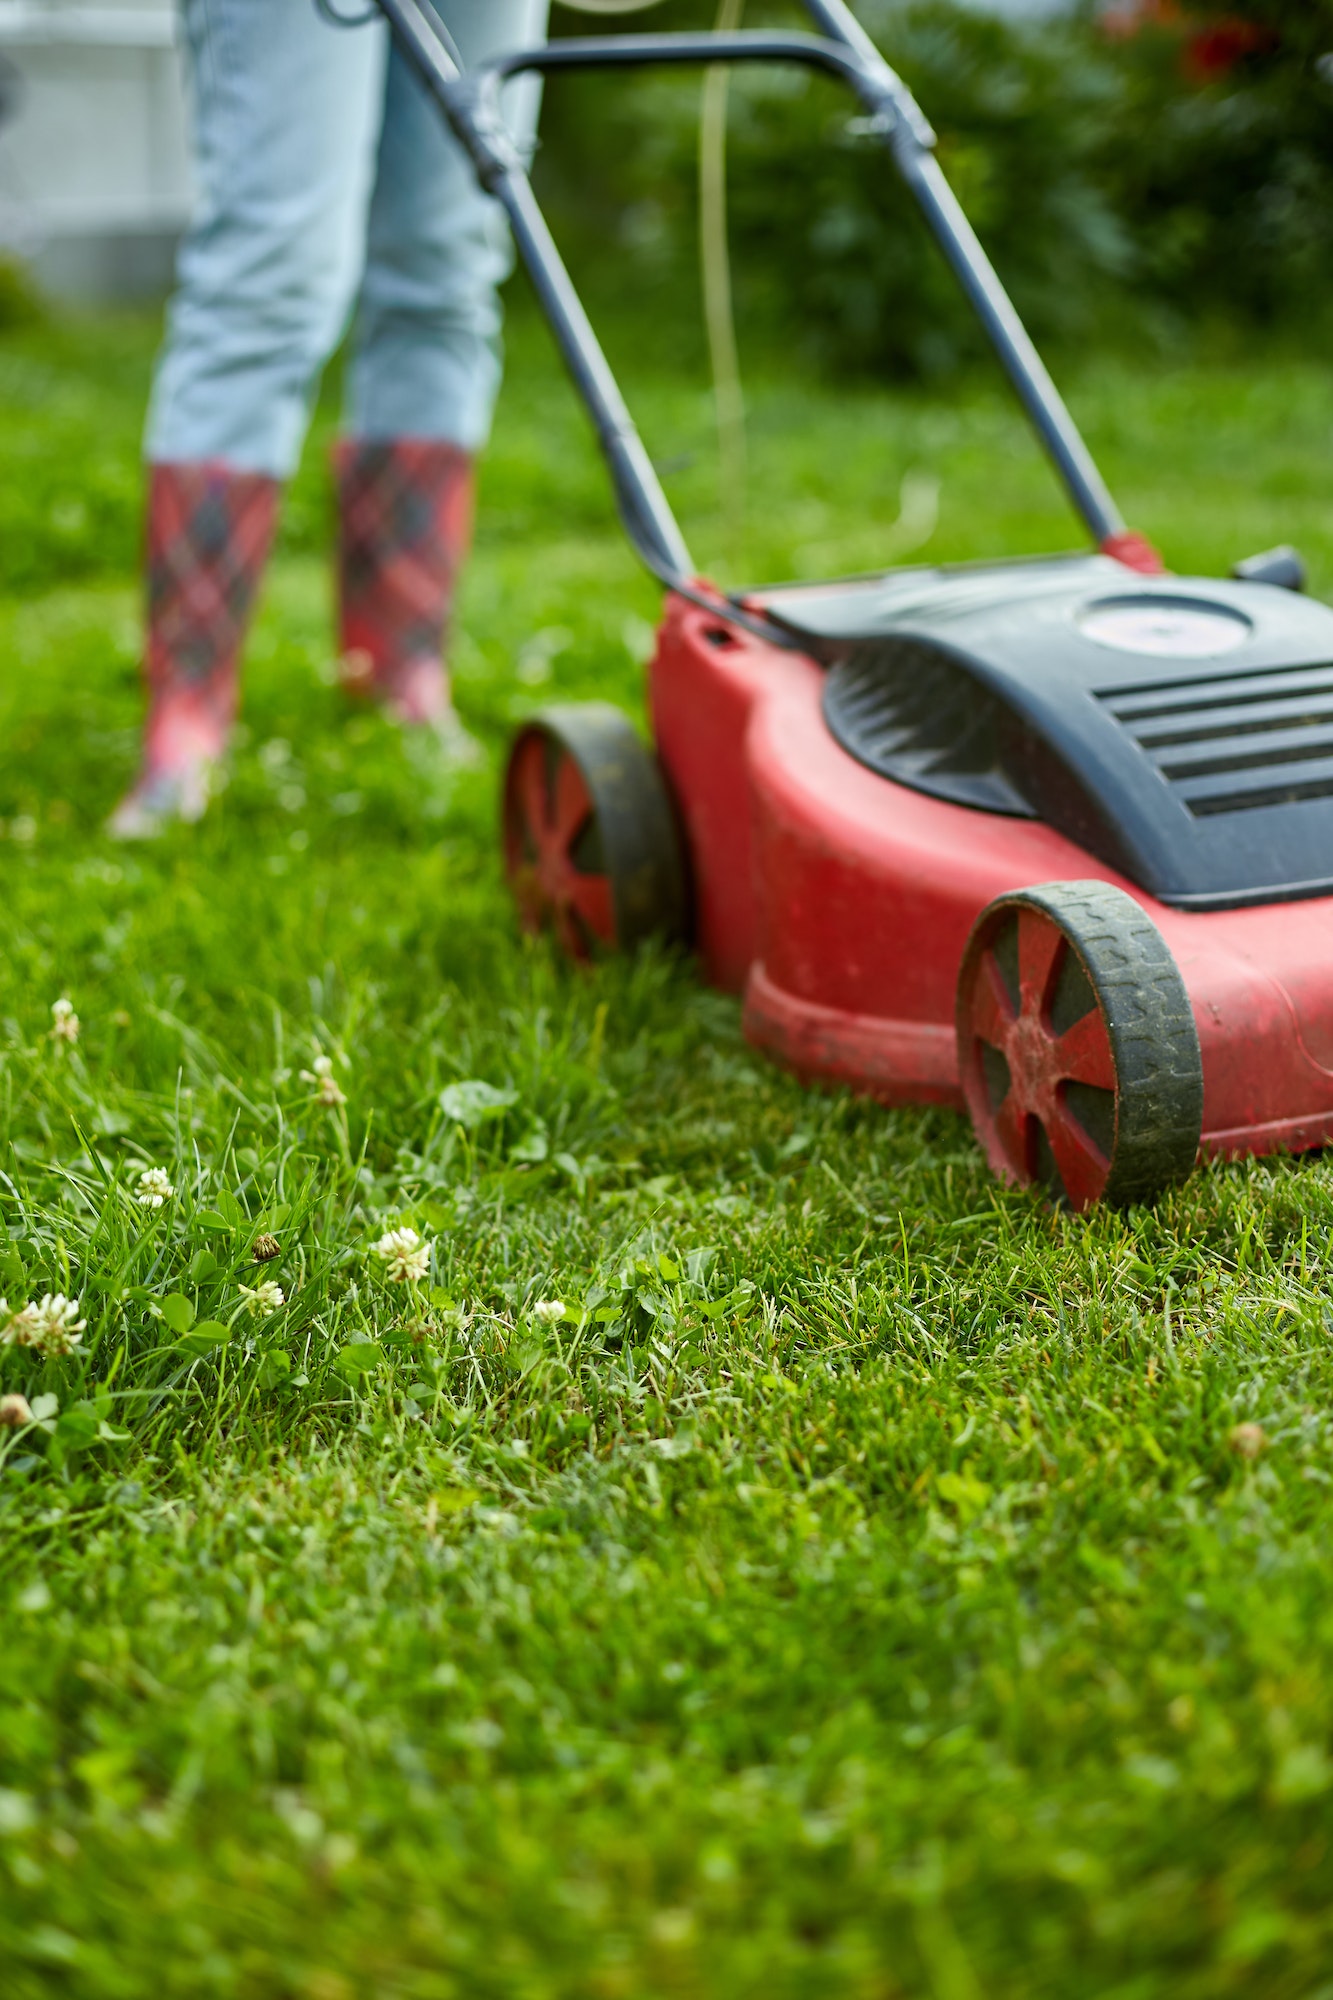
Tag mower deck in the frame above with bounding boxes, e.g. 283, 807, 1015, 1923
649, 586, 1333, 1165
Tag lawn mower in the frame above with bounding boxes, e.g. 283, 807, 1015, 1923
377, 0, 1333, 1209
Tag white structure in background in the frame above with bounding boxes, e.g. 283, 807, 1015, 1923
0, 0, 191, 298
0, 0, 1077, 301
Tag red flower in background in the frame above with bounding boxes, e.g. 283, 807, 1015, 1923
1100, 0, 1277, 82
1183, 19, 1275, 82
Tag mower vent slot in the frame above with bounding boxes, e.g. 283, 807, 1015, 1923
1098, 660, 1333, 817
822, 637, 1035, 818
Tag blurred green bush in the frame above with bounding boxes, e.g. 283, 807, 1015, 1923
0, 254, 45, 333
536, 0, 1333, 377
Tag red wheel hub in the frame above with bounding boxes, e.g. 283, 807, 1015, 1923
959, 903, 1117, 1209
504, 730, 615, 961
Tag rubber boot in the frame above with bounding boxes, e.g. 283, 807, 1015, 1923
108, 462, 279, 838
334, 438, 477, 748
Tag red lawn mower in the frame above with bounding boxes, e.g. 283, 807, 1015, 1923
382, 0, 1333, 1210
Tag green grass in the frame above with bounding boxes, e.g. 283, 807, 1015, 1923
4, 299, 1333, 1998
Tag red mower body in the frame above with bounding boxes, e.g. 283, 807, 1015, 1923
649, 592, 1333, 1166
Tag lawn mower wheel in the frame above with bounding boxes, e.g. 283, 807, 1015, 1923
956, 881, 1203, 1209
503, 703, 687, 961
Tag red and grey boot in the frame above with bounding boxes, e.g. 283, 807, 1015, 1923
333, 437, 478, 750
108, 462, 279, 838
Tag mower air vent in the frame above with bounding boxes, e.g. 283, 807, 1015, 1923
1099, 660, 1333, 818
823, 637, 1035, 817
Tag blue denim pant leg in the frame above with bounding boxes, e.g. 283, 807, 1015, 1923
349, 0, 548, 450
146, 0, 548, 478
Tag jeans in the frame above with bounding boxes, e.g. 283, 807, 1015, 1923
146, 0, 549, 477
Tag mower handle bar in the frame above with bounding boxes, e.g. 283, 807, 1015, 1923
372, 0, 1126, 597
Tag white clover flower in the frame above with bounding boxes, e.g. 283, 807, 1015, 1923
30, 1294, 86, 1355
532, 1299, 567, 1324
372, 1226, 431, 1285
136, 1167, 175, 1209
3, 1306, 42, 1349
239, 1280, 284, 1318
0, 1391, 33, 1428
1, 1294, 86, 1357
51, 998, 79, 1044
300, 1053, 347, 1108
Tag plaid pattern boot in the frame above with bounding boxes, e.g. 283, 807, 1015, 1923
334, 439, 476, 739
108, 462, 279, 838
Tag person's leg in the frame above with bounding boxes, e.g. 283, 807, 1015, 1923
333, 0, 549, 731
112, 0, 387, 835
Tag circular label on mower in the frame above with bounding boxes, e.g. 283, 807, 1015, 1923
1077, 597, 1251, 658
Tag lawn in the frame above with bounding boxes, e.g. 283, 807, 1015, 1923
3, 295, 1333, 1999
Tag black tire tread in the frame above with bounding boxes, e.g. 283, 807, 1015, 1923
514, 703, 689, 952
1003, 880, 1203, 1205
